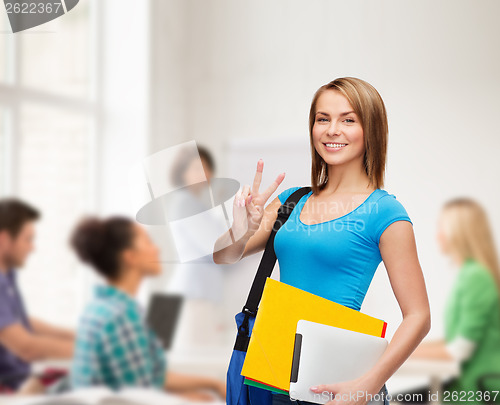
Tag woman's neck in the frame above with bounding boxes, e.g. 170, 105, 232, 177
324, 160, 373, 194
110, 268, 143, 297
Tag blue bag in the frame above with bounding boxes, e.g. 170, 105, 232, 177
226, 187, 312, 405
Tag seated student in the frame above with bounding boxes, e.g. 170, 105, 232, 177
403, 197, 500, 404
69, 216, 226, 401
0, 198, 74, 392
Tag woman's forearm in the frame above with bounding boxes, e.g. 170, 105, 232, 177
30, 318, 75, 340
416, 338, 446, 348
361, 312, 431, 393
213, 227, 252, 264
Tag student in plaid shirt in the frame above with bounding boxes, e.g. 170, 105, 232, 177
69, 216, 226, 401
71, 284, 166, 389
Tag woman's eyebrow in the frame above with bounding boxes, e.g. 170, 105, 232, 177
339, 110, 355, 116
316, 110, 355, 116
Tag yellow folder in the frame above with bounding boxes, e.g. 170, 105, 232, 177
240, 278, 387, 392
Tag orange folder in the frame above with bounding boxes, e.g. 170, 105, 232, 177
240, 278, 387, 393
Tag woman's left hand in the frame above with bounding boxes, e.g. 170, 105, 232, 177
310, 377, 383, 405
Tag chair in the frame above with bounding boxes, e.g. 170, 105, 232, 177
477, 373, 500, 405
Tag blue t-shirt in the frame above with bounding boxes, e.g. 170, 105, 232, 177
274, 187, 412, 311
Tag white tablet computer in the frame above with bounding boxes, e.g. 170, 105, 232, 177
289, 319, 388, 405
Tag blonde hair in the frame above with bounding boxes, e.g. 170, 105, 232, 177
440, 197, 500, 294
308, 77, 388, 194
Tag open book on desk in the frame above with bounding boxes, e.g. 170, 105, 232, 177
14, 386, 225, 405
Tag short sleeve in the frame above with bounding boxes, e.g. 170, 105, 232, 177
455, 267, 499, 342
277, 186, 301, 204
370, 194, 413, 245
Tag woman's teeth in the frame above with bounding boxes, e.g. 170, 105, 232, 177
325, 143, 347, 148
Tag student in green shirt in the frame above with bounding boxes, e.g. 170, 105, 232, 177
408, 197, 500, 404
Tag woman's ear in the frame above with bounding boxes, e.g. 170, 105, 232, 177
0, 229, 12, 246
120, 247, 136, 269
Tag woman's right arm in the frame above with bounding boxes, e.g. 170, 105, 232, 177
213, 159, 285, 265
213, 196, 282, 264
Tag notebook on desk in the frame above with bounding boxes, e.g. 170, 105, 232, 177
289, 319, 388, 404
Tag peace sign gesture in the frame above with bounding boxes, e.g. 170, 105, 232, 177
232, 159, 285, 239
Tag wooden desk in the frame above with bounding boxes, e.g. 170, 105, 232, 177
166, 345, 232, 380
32, 360, 71, 374
32, 344, 233, 379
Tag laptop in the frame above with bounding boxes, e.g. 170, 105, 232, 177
146, 293, 184, 350
289, 319, 388, 404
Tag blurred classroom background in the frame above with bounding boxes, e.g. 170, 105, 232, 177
1, 0, 500, 399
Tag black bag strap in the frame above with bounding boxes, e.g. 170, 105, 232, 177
242, 186, 312, 316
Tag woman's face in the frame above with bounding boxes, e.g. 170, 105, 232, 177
182, 157, 213, 185
126, 224, 162, 276
312, 90, 365, 168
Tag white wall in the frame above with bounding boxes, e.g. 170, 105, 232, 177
79, 0, 152, 309
99, 0, 150, 216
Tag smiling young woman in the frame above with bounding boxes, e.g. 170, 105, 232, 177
214, 77, 431, 405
